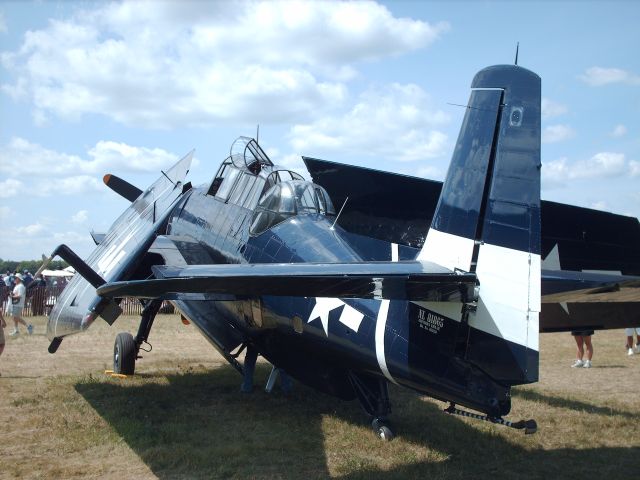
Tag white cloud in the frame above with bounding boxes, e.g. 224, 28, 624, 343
35, 175, 103, 196
590, 201, 608, 211
88, 141, 177, 172
0, 206, 10, 220
579, 152, 627, 177
1, 1, 448, 128
0, 137, 179, 178
579, 67, 640, 86
541, 98, 568, 119
17, 223, 47, 236
0, 178, 23, 198
288, 83, 449, 161
543, 152, 635, 188
71, 209, 88, 224
542, 124, 575, 143
52, 230, 89, 245
402, 164, 443, 180
274, 153, 308, 178
610, 124, 627, 137
0, 224, 89, 260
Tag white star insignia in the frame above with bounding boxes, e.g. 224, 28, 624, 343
307, 297, 364, 336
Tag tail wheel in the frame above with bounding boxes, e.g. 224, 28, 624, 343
114, 332, 136, 375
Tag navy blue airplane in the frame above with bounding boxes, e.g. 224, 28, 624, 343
40, 64, 639, 440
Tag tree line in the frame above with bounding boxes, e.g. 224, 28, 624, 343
0, 258, 69, 275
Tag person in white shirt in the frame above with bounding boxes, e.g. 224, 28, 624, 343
9, 274, 33, 336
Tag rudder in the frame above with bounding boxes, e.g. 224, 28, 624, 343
419, 65, 541, 384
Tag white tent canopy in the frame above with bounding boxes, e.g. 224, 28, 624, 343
42, 269, 74, 277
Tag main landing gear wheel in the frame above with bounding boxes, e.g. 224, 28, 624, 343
372, 418, 394, 441
114, 332, 136, 375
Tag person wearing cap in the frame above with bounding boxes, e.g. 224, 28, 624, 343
22, 269, 33, 287
9, 273, 33, 336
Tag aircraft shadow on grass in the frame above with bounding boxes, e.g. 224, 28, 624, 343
513, 388, 638, 420
75, 365, 639, 480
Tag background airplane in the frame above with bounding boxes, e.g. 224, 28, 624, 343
39, 64, 639, 440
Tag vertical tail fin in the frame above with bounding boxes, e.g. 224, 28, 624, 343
419, 65, 541, 384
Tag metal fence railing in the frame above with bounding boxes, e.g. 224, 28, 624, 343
2, 285, 174, 317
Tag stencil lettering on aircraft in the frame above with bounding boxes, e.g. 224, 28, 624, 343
417, 307, 444, 335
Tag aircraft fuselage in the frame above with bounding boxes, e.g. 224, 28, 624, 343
167, 186, 512, 417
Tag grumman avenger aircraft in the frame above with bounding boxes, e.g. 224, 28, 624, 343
40, 64, 640, 441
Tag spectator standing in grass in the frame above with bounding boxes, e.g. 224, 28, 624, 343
3, 271, 13, 312
571, 329, 594, 368
625, 327, 640, 356
8, 274, 33, 337
3, 271, 13, 288
0, 278, 5, 314
30, 274, 47, 316
0, 308, 6, 376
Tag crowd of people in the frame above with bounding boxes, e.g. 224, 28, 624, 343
1, 271, 36, 376
1, 271, 42, 338
1, 270, 50, 318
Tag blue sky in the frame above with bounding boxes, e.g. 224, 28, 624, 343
1, 0, 638, 261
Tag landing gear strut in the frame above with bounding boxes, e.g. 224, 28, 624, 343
113, 299, 162, 375
349, 373, 394, 441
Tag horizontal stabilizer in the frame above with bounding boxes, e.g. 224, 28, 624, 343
103, 174, 143, 202
97, 261, 477, 302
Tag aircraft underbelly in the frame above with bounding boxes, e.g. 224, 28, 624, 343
173, 299, 244, 359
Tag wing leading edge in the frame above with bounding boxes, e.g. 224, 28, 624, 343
96, 261, 477, 303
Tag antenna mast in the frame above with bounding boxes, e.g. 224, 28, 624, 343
514, 42, 519, 65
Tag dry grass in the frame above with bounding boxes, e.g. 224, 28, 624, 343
0, 315, 638, 479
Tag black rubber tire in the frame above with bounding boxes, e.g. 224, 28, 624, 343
114, 332, 136, 375
377, 425, 394, 441
372, 418, 395, 441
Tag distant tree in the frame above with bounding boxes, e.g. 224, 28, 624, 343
0, 258, 68, 274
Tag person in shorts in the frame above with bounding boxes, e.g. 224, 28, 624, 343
8, 274, 33, 337
571, 329, 594, 368
625, 327, 640, 356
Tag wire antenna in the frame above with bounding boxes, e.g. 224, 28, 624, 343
514, 42, 519, 65
331, 196, 349, 230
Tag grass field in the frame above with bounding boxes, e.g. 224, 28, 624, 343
1, 315, 638, 479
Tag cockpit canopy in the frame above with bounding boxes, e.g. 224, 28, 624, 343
250, 180, 336, 235
206, 137, 336, 234
207, 137, 304, 210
